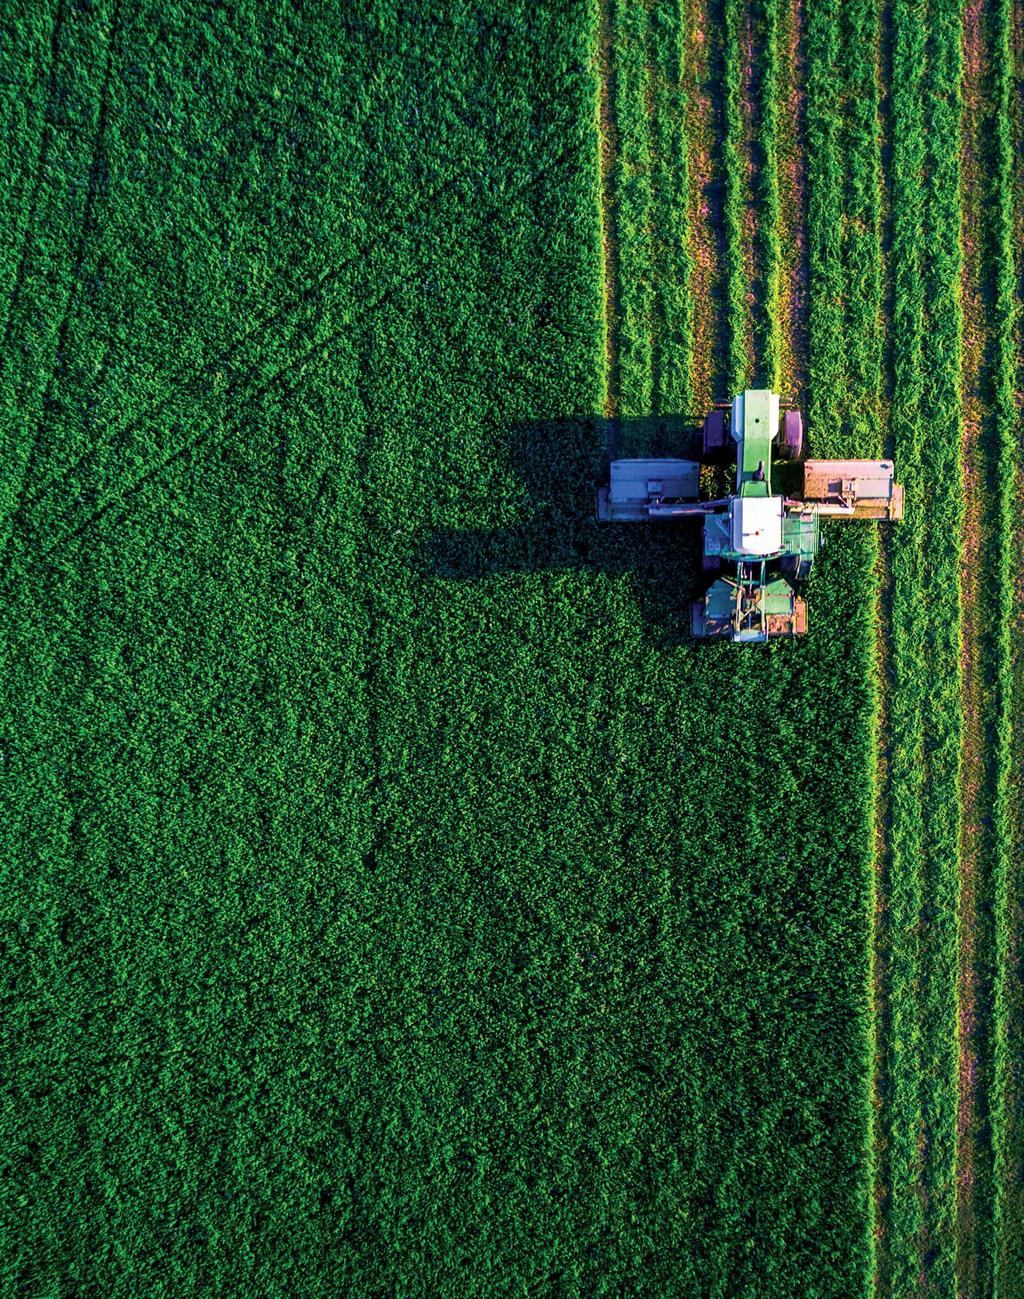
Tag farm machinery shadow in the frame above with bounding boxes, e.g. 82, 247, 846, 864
418, 415, 725, 648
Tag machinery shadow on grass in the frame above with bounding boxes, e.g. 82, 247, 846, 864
417, 415, 723, 648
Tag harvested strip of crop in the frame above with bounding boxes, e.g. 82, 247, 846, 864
682, 0, 724, 406
990, 0, 1023, 1287
612, 0, 655, 420
649, 0, 693, 417
722, 0, 749, 389
916, 5, 964, 1289
753, 0, 782, 390
883, 0, 929, 1288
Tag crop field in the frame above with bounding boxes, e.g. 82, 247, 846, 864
1, 1, 1022, 1296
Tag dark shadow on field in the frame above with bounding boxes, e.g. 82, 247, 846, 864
417, 416, 725, 648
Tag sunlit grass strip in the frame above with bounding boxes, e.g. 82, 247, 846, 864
885, 0, 929, 1289
721, 0, 747, 391
839, 0, 883, 454
754, 0, 782, 391
649, 0, 693, 415
990, 0, 1021, 1284
917, 2, 964, 1288
612, 0, 654, 417
803, 0, 844, 448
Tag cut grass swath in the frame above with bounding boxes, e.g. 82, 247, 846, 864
990, 0, 1023, 1286
917, 4, 963, 1289
884, 0, 929, 1287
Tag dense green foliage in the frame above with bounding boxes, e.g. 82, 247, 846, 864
4, 0, 1020, 1294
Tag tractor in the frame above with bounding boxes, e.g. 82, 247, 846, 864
597, 389, 903, 642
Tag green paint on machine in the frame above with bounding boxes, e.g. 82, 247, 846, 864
598, 388, 902, 642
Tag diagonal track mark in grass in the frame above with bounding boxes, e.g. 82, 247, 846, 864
3, 0, 125, 562
34, 312, 368, 560
8, 162, 549, 556
0, 0, 66, 355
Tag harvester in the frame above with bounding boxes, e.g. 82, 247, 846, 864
597, 389, 903, 642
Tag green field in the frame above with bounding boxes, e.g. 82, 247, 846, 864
3, 2, 1022, 1296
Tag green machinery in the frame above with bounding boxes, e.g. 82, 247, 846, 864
597, 389, 903, 642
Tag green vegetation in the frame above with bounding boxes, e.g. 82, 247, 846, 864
612, 0, 655, 417
650, 1, 694, 415
722, 0, 749, 390
4, 0, 1021, 1294
989, 0, 1021, 1285
884, 0, 929, 1287
917, 5, 963, 1287
754, 0, 783, 390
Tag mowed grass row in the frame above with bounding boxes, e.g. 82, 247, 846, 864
753, 0, 783, 392
956, 0, 1020, 1286
989, 0, 1024, 1285
598, 1, 876, 1290
883, 0, 964, 1290
883, 0, 931, 1287
917, 4, 963, 1285
649, 1, 693, 416
803, 0, 881, 1278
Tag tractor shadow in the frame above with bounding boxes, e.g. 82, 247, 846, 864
418, 415, 724, 648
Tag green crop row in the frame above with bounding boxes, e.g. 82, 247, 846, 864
649, 1, 693, 416
611, 0, 654, 419
721, 0, 748, 391
754, 0, 782, 391
804, 0, 880, 1289
989, 0, 1022, 1286
804, 0, 845, 447
883, 0, 929, 1286
917, 3, 963, 1287
884, 0, 965, 1290
838, 0, 883, 454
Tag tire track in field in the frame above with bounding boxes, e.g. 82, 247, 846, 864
35, 317, 359, 558
8, 0, 125, 534
26, 122, 565, 559
0, 0, 65, 355
3, 164, 528, 572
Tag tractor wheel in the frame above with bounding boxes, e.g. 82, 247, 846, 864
702, 409, 728, 460
780, 409, 803, 460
